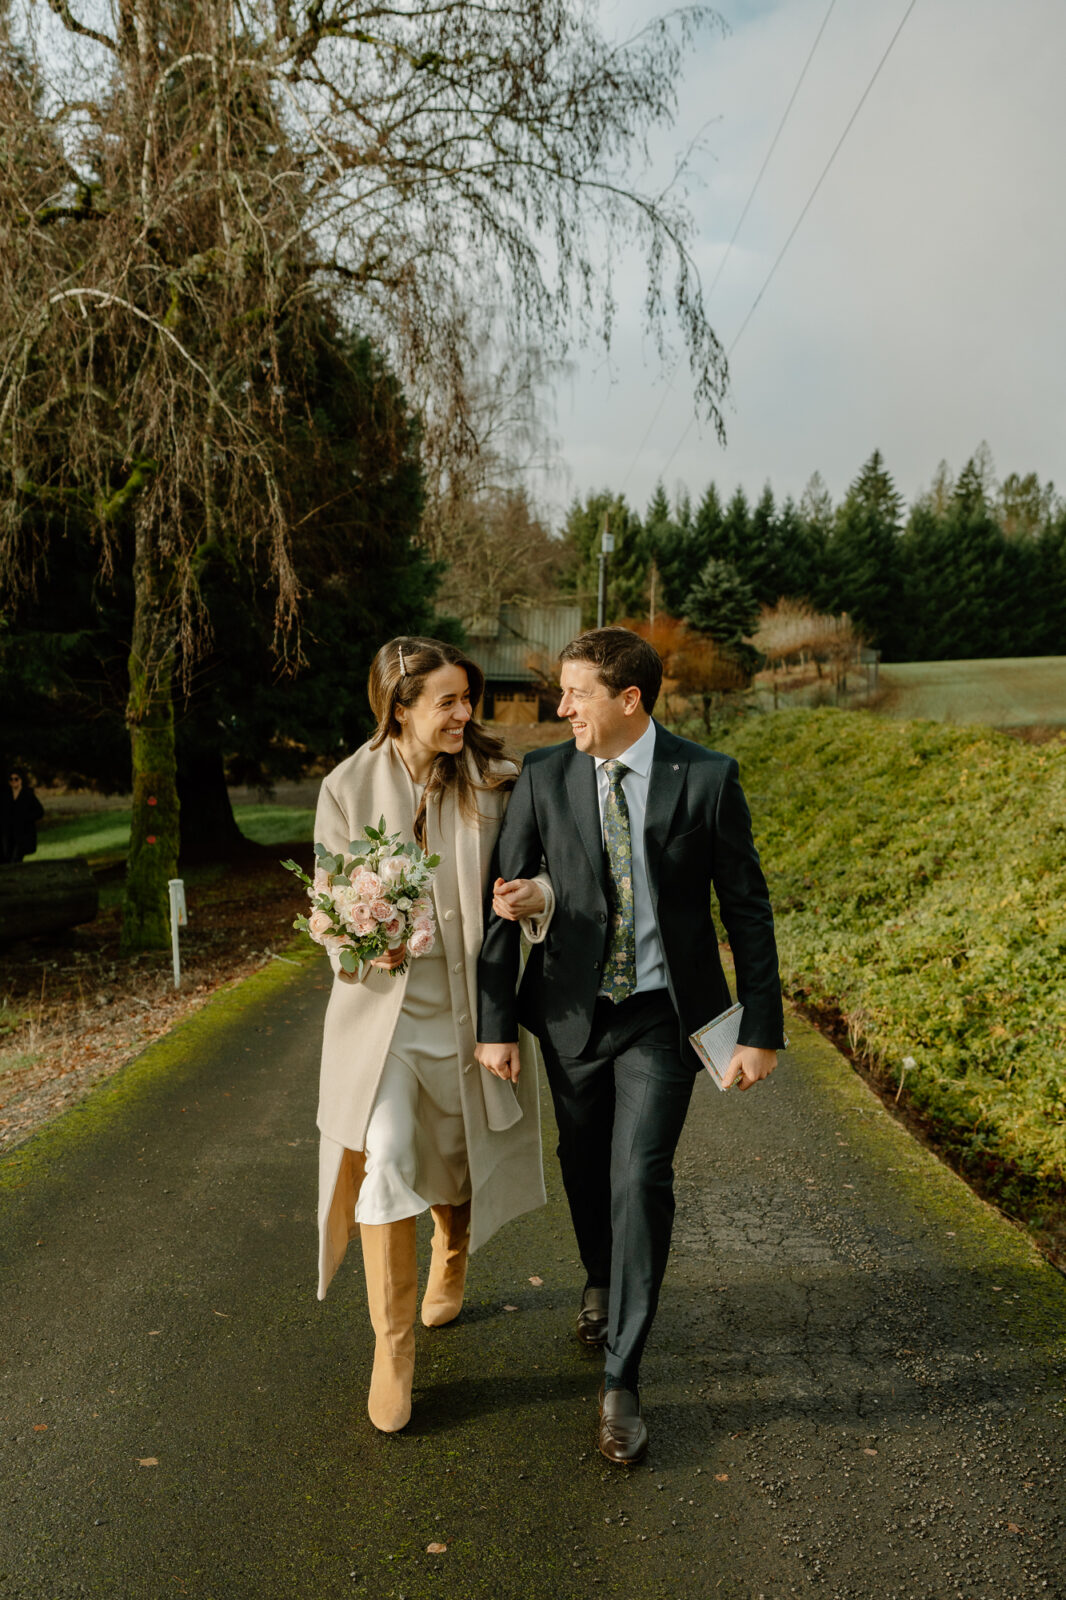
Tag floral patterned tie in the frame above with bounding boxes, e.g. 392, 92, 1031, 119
602, 759, 636, 1002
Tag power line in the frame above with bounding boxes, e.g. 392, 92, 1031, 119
656, 0, 921, 489
621, 0, 839, 494
706, 0, 840, 307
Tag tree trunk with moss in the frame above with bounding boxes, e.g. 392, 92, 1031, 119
121, 517, 180, 953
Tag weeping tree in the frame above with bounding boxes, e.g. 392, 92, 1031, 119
0, 0, 728, 951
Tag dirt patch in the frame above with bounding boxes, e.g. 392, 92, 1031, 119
0, 842, 311, 1155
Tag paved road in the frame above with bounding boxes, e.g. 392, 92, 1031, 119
1, 959, 1064, 1600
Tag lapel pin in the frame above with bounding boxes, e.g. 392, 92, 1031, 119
672, 763, 679, 771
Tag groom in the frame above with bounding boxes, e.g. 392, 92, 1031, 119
476, 627, 785, 1464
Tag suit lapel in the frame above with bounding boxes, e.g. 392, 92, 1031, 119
643, 722, 686, 894
565, 745, 606, 889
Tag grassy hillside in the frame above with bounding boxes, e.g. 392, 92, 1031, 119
877, 656, 1066, 727
717, 708, 1066, 1202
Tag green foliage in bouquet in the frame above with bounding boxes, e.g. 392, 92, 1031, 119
282, 818, 440, 977
711, 709, 1066, 1191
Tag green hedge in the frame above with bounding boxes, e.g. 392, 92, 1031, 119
715, 708, 1066, 1185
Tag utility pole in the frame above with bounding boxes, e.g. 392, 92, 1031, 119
597, 512, 614, 628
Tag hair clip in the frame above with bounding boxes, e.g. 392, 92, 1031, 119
397, 645, 407, 677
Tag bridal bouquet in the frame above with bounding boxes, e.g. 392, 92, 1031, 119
282, 817, 440, 977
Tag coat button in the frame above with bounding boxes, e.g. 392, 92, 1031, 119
598, 912, 607, 924
457, 1012, 469, 1026
443, 909, 456, 922
453, 961, 463, 974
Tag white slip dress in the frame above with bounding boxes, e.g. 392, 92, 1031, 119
352, 768, 471, 1225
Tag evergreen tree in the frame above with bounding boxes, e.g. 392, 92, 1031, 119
719, 487, 752, 570
798, 472, 835, 610
774, 495, 826, 603
826, 450, 903, 657
900, 455, 1031, 660
938, 457, 1026, 657
899, 503, 955, 660
693, 482, 726, 567
683, 558, 760, 652
746, 482, 779, 604
1033, 511, 1066, 653
643, 482, 690, 617
560, 492, 647, 625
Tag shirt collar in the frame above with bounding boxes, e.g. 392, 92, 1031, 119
593, 716, 657, 778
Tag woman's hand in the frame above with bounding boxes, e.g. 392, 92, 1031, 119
371, 943, 407, 971
475, 1041, 522, 1082
492, 876, 546, 921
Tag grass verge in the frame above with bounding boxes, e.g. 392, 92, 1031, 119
701, 706, 1066, 1256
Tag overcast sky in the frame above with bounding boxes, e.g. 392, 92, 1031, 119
544, 0, 1066, 523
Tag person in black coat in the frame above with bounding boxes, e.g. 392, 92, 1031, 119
2, 768, 45, 863
476, 627, 785, 1465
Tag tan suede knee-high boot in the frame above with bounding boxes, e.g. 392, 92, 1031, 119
420, 1200, 471, 1328
360, 1217, 418, 1432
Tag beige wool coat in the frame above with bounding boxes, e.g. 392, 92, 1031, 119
313, 738, 548, 1299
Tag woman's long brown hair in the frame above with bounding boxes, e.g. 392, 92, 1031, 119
367, 636, 515, 847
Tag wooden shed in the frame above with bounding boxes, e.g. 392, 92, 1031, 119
465, 604, 582, 723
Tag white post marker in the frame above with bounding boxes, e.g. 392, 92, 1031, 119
168, 878, 189, 989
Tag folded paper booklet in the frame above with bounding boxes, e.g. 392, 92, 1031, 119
689, 1001, 743, 1091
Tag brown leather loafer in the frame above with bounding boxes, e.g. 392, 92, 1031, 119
576, 1285, 609, 1348
598, 1384, 648, 1465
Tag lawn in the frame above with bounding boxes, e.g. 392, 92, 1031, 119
34, 805, 316, 863
878, 656, 1066, 727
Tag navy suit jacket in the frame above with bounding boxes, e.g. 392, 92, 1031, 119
477, 721, 786, 1065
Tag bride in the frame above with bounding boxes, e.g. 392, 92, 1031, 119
313, 635, 550, 1431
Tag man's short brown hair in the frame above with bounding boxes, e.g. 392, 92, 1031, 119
558, 627, 663, 713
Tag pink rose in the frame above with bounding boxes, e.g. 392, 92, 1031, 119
369, 898, 392, 922
413, 915, 434, 935
355, 871, 383, 898
307, 908, 333, 940
349, 903, 375, 934
383, 916, 403, 940
408, 928, 435, 958
313, 868, 330, 893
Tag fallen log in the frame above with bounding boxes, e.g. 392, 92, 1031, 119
0, 859, 100, 942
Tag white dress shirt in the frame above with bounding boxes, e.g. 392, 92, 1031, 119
593, 717, 667, 995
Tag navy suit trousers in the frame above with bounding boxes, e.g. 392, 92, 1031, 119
539, 987, 697, 1389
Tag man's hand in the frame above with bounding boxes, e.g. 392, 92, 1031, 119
721, 1045, 778, 1092
491, 877, 546, 921
475, 1041, 522, 1082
